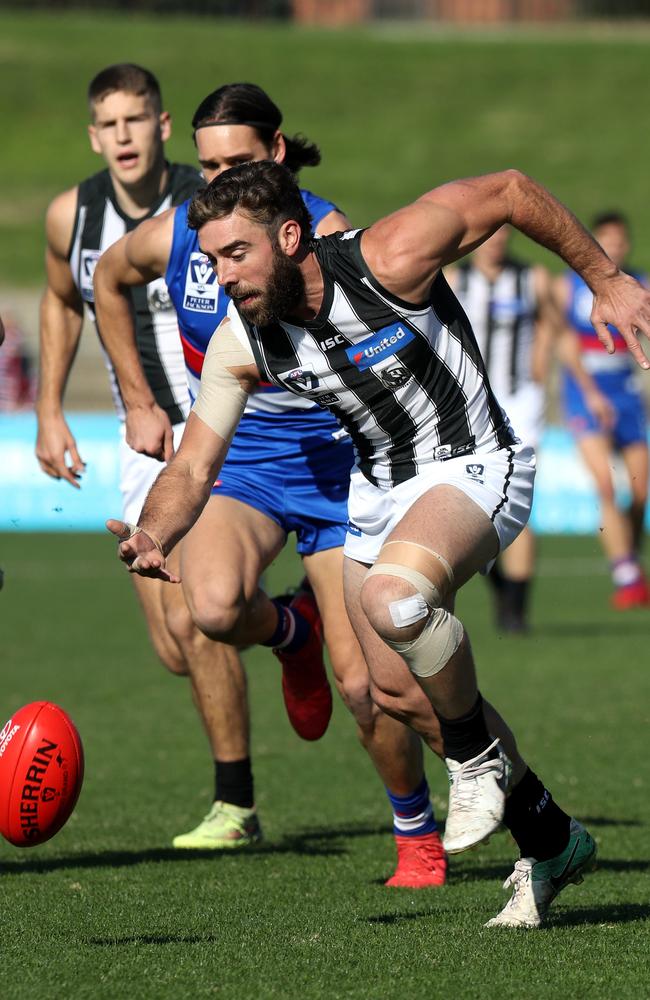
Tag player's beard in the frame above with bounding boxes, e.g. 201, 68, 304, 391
231, 243, 306, 327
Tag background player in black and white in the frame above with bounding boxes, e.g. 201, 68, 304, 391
447, 226, 557, 632
108, 161, 650, 927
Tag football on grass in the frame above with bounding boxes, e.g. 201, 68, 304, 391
0, 701, 84, 847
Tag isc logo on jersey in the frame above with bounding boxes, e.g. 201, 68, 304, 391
346, 323, 415, 371
183, 253, 219, 313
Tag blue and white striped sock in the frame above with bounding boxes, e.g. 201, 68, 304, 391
386, 778, 437, 837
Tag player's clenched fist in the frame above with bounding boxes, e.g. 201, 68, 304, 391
106, 519, 181, 583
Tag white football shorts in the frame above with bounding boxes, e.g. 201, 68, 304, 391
118, 421, 187, 525
344, 443, 536, 567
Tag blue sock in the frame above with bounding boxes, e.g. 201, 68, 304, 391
264, 600, 310, 653
386, 778, 437, 837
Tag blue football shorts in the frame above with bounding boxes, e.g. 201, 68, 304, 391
562, 369, 647, 451
211, 410, 354, 555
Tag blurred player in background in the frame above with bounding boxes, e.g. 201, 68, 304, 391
95, 83, 450, 887
0, 312, 36, 411
448, 227, 556, 632
555, 211, 649, 610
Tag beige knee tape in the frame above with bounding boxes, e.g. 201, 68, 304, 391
365, 554, 463, 677
388, 608, 464, 678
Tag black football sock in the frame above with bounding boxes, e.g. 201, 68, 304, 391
487, 563, 506, 594
503, 578, 530, 622
215, 758, 254, 810
437, 692, 496, 763
503, 768, 571, 861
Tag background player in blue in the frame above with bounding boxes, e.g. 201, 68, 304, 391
95, 84, 449, 887
555, 211, 650, 610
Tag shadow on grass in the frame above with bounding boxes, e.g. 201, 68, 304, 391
580, 816, 642, 828
549, 902, 650, 927
452, 857, 650, 881
0, 823, 391, 875
86, 933, 219, 946
366, 911, 435, 925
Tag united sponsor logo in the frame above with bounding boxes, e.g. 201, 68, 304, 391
346, 323, 415, 371
183, 252, 219, 313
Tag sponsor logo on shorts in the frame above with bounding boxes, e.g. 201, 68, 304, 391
80, 249, 101, 303
347, 521, 362, 536
346, 323, 415, 371
183, 253, 219, 313
465, 463, 485, 482
277, 367, 319, 392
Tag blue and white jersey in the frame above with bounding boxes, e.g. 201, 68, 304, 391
165, 188, 340, 420
565, 270, 645, 374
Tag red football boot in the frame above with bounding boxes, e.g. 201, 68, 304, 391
273, 588, 332, 741
611, 577, 650, 610
385, 831, 448, 888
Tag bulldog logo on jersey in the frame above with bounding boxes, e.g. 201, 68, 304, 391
346, 323, 415, 371
183, 253, 219, 313
80, 249, 101, 303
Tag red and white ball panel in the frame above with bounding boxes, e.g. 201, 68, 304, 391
0, 701, 84, 847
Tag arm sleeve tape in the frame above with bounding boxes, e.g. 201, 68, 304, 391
192, 317, 256, 444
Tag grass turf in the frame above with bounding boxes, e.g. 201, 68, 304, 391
4, 13, 650, 285
0, 532, 648, 999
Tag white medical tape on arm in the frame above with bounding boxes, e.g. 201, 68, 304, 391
192, 318, 255, 443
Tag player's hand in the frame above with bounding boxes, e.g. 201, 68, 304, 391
584, 388, 616, 431
125, 403, 174, 462
591, 272, 650, 371
35, 412, 86, 488
106, 519, 181, 583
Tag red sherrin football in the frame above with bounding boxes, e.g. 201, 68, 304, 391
0, 701, 84, 847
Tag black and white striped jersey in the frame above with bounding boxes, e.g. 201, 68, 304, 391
229, 229, 516, 489
453, 257, 537, 400
68, 163, 200, 425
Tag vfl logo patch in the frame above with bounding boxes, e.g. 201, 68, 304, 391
277, 367, 319, 393
466, 463, 485, 482
183, 252, 219, 313
80, 249, 101, 302
346, 323, 415, 371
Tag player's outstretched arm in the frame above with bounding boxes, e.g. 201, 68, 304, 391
36, 189, 86, 489
107, 317, 259, 581
93, 209, 176, 461
362, 170, 650, 370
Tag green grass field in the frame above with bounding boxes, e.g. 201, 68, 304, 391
4, 12, 650, 285
1, 532, 648, 999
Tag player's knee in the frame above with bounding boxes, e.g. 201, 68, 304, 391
361, 560, 463, 680
164, 599, 198, 656
187, 585, 246, 643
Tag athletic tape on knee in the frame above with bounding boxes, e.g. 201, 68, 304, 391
365, 559, 463, 677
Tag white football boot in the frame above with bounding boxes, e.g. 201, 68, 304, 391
442, 737, 511, 854
485, 819, 597, 928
